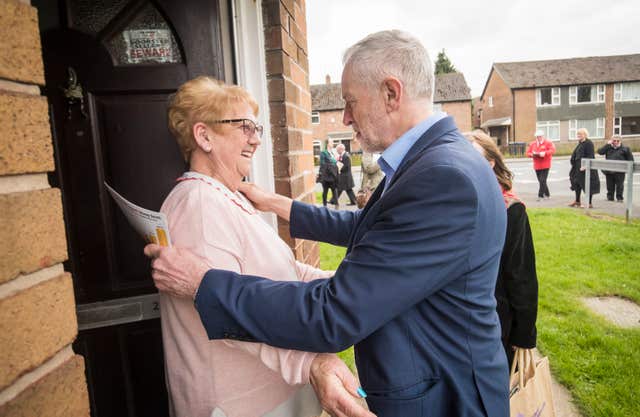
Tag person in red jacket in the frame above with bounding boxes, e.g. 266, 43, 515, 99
526, 130, 556, 200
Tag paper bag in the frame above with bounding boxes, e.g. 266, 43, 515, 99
509, 348, 556, 417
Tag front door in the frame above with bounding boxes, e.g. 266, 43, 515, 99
36, 1, 230, 415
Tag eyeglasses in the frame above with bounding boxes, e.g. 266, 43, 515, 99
212, 118, 263, 139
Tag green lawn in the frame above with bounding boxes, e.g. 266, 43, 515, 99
319, 208, 640, 416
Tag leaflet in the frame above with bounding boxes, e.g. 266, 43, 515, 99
104, 182, 172, 247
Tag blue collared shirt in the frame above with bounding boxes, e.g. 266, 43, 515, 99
378, 112, 447, 192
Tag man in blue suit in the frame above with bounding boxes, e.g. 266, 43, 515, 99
147, 30, 509, 417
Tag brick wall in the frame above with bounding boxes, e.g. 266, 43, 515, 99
481, 69, 513, 126
262, 0, 319, 266
0, 1, 89, 415
513, 89, 537, 142
442, 101, 472, 132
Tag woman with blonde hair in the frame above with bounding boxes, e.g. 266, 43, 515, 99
569, 127, 600, 208
464, 130, 538, 366
160, 76, 336, 417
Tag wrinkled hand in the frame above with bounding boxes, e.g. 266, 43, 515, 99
144, 244, 209, 299
310, 354, 376, 417
238, 182, 274, 212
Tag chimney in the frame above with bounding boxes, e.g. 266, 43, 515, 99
325, 74, 331, 84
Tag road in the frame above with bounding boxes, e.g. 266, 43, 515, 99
316, 154, 640, 218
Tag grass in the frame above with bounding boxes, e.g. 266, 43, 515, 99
319, 208, 640, 416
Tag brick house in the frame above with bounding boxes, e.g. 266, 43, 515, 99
311, 72, 472, 158
0, 0, 315, 416
433, 72, 472, 132
479, 54, 640, 152
310, 76, 355, 157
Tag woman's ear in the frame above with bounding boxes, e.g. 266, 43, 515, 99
193, 122, 212, 152
489, 159, 496, 168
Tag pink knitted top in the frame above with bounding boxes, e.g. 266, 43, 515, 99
159, 172, 328, 417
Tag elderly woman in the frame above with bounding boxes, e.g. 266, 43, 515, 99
160, 76, 330, 417
569, 128, 600, 208
464, 130, 538, 366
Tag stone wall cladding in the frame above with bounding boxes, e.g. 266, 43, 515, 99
0, 355, 89, 417
0, 188, 68, 283
0, 1, 44, 85
0, 92, 54, 175
263, 0, 318, 265
0, 273, 77, 390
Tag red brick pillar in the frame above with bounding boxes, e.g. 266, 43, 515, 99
263, 0, 319, 266
0, 1, 89, 415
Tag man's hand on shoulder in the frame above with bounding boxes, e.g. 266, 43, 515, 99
310, 354, 376, 417
144, 244, 209, 299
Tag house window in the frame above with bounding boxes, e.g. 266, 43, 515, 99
537, 87, 560, 106
311, 111, 320, 124
569, 85, 605, 104
536, 120, 560, 141
569, 118, 605, 140
597, 85, 605, 102
488, 96, 493, 107
614, 82, 640, 102
614, 116, 640, 136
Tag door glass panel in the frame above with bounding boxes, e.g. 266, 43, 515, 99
68, 0, 129, 35
105, 3, 184, 65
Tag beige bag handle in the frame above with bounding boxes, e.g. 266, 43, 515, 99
510, 348, 536, 390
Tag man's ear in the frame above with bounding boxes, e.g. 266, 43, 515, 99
192, 122, 212, 152
382, 77, 402, 112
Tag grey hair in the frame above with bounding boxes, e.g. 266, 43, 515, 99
342, 30, 434, 102
577, 127, 589, 138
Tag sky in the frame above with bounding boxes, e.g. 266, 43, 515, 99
306, 0, 640, 98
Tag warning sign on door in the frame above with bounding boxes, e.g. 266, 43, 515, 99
123, 29, 174, 64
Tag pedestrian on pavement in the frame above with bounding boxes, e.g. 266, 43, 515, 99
318, 138, 339, 207
597, 136, 634, 202
465, 130, 538, 367
335, 143, 357, 206
526, 130, 556, 201
569, 128, 600, 208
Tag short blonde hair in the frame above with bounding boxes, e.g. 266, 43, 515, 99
168, 76, 258, 161
577, 127, 589, 138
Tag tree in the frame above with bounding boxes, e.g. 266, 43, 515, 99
435, 49, 457, 74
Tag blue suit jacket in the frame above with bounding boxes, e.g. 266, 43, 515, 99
195, 117, 509, 417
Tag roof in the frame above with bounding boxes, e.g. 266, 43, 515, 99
433, 73, 471, 103
311, 73, 471, 111
311, 83, 344, 111
492, 54, 640, 89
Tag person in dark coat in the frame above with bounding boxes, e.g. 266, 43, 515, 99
465, 130, 538, 366
569, 128, 600, 208
335, 143, 357, 206
597, 136, 635, 202
318, 138, 338, 207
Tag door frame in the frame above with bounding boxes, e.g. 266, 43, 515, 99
230, 0, 277, 229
